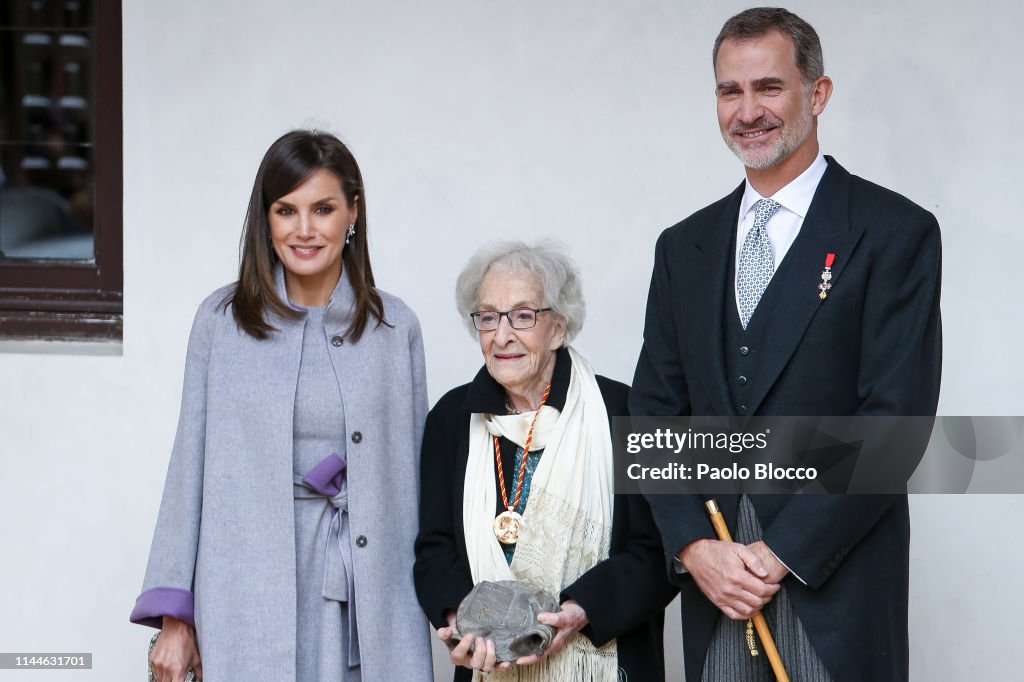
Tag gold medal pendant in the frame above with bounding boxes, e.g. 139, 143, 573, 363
491, 384, 551, 547
493, 510, 523, 544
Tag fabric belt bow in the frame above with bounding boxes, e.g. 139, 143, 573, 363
294, 452, 360, 666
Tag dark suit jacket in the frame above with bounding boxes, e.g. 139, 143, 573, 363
415, 348, 678, 682
630, 157, 942, 682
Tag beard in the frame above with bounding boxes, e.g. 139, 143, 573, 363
723, 102, 813, 170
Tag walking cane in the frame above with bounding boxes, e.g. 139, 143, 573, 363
705, 499, 790, 682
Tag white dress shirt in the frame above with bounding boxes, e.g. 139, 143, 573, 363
733, 153, 828, 319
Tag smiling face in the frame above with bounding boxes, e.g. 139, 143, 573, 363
477, 268, 566, 410
269, 168, 357, 307
715, 30, 830, 175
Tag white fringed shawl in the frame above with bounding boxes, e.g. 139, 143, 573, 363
463, 347, 618, 681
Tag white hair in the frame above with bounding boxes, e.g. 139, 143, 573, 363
454, 240, 586, 343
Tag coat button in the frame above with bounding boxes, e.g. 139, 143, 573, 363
356, 535, 368, 548
351, 431, 362, 444
738, 405, 748, 415
737, 376, 747, 386
331, 335, 344, 347
739, 346, 749, 356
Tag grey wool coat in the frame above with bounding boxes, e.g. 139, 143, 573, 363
131, 269, 434, 681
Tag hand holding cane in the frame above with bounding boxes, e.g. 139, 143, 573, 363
705, 499, 790, 682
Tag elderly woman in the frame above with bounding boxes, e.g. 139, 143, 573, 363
415, 242, 677, 681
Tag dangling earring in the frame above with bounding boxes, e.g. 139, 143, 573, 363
345, 223, 356, 245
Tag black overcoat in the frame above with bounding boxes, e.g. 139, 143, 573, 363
416, 348, 678, 681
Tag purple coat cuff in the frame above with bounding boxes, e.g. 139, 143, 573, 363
130, 587, 195, 629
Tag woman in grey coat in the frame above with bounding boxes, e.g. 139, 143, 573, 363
131, 131, 433, 682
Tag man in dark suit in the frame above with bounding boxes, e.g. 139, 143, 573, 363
630, 8, 941, 681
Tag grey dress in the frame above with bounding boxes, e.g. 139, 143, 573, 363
292, 307, 361, 682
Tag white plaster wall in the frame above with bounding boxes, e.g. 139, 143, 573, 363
0, 1, 1020, 679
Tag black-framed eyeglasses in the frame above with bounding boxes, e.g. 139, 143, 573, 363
470, 308, 552, 331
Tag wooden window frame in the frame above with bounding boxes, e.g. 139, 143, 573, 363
0, 0, 122, 341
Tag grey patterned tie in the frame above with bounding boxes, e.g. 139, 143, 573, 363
737, 198, 782, 329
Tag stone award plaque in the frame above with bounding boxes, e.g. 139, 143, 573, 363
452, 580, 560, 662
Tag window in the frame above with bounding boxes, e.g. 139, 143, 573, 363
0, 0, 122, 340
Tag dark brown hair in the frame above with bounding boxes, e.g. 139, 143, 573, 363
713, 7, 824, 84
227, 130, 385, 340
